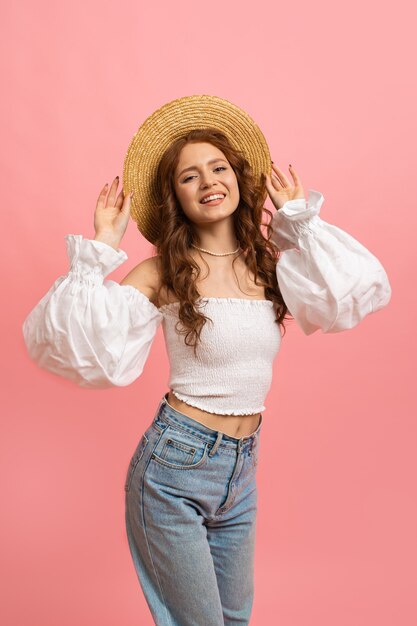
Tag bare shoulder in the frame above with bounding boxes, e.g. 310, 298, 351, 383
120, 255, 162, 306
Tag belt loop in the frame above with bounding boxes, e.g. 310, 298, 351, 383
157, 394, 167, 415
209, 431, 223, 457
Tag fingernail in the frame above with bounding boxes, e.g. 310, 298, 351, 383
289, 164, 292, 168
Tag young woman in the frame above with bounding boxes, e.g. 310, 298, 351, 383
22, 96, 392, 626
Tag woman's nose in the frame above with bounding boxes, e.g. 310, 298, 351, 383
200, 174, 215, 187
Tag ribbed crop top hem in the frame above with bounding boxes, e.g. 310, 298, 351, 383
170, 389, 266, 416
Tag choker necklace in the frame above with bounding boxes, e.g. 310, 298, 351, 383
191, 243, 241, 257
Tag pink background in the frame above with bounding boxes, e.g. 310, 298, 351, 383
2, 0, 416, 624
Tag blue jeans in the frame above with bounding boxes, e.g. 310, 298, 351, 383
124, 392, 262, 626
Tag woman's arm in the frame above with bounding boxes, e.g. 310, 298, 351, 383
22, 235, 163, 387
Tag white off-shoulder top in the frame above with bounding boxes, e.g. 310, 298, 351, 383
22, 189, 392, 415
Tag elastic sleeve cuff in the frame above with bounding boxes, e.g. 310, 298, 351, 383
278, 189, 324, 220
65, 234, 128, 280
270, 189, 325, 251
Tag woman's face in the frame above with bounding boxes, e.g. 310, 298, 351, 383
173, 142, 240, 226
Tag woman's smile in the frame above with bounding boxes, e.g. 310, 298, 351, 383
200, 194, 226, 206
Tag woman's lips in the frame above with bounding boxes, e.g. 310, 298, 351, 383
200, 196, 225, 206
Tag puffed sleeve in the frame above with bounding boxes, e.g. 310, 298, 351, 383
22, 234, 164, 388
270, 189, 392, 335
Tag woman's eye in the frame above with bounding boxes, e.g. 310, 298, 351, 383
183, 166, 227, 183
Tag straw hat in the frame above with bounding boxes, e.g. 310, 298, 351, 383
123, 94, 271, 244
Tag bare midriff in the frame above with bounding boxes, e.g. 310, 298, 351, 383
166, 390, 261, 439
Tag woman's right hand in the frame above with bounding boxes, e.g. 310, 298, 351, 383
93, 177, 133, 250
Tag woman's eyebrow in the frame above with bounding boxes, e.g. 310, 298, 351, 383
177, 158, 228, 178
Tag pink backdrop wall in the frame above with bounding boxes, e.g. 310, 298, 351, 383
3, 0, 416, 624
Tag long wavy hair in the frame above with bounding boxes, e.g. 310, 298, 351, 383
152, 128, 293, 357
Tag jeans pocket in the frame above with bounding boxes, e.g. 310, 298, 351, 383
151, 426, 209, 470
124, 433, 149, 492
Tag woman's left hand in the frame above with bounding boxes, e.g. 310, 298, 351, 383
264, 163, 305, 211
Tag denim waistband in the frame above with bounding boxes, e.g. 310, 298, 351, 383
154, 392, 262, 454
